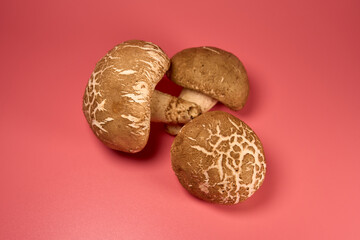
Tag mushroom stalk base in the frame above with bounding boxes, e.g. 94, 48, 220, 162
151, 90, 202, 124
165, 89, 218, 135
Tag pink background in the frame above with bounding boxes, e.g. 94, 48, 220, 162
1, 0, 360, 239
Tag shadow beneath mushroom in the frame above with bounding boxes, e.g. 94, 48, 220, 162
155, 75, 182, 96
105, 122, 168, 162
237, 67, 264, 117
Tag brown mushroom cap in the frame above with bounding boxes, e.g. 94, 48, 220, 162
167, 46, 249, 110
83, 40, 170, 153
171, 111, 266, 204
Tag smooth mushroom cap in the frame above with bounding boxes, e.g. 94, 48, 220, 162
171, 111, 266, 204
167, 46, 249, 111
83, 40, 170, 153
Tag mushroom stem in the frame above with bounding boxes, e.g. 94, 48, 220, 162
178, 88, 218, 112
165, 88, 218, 135
151, 90, 202, 124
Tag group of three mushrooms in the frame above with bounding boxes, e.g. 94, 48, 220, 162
83, 40, 266, 204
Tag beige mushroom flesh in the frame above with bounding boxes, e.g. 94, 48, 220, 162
82, 40, 201, 153
171, 111, 266, 205
166, 46, 249, 135
151, 90, 201, 124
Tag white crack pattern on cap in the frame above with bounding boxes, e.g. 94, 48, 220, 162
112, 68, 137, 75
202, 46, 220, 54
117, 41, 169, 135
120, 114, 147, 135
83, 65, 114, 135
188, 117, 266, 204
83, 41, 169, 137
121, 81, 150, 104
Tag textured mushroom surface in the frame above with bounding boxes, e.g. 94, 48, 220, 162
171, 111, 266, 204
151, 90, 202, 124
167, 46, 249, 110
83, 40, 170, 153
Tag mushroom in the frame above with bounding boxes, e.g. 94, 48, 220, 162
165, 46, 249, 135
82, 40, 201, 153
150, 90, 201, 124
171, 111, 266, 204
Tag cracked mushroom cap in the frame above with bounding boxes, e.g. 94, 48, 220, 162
83, 40, 170, 153
167, 46, 249, 110
171, 111, 266, 204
